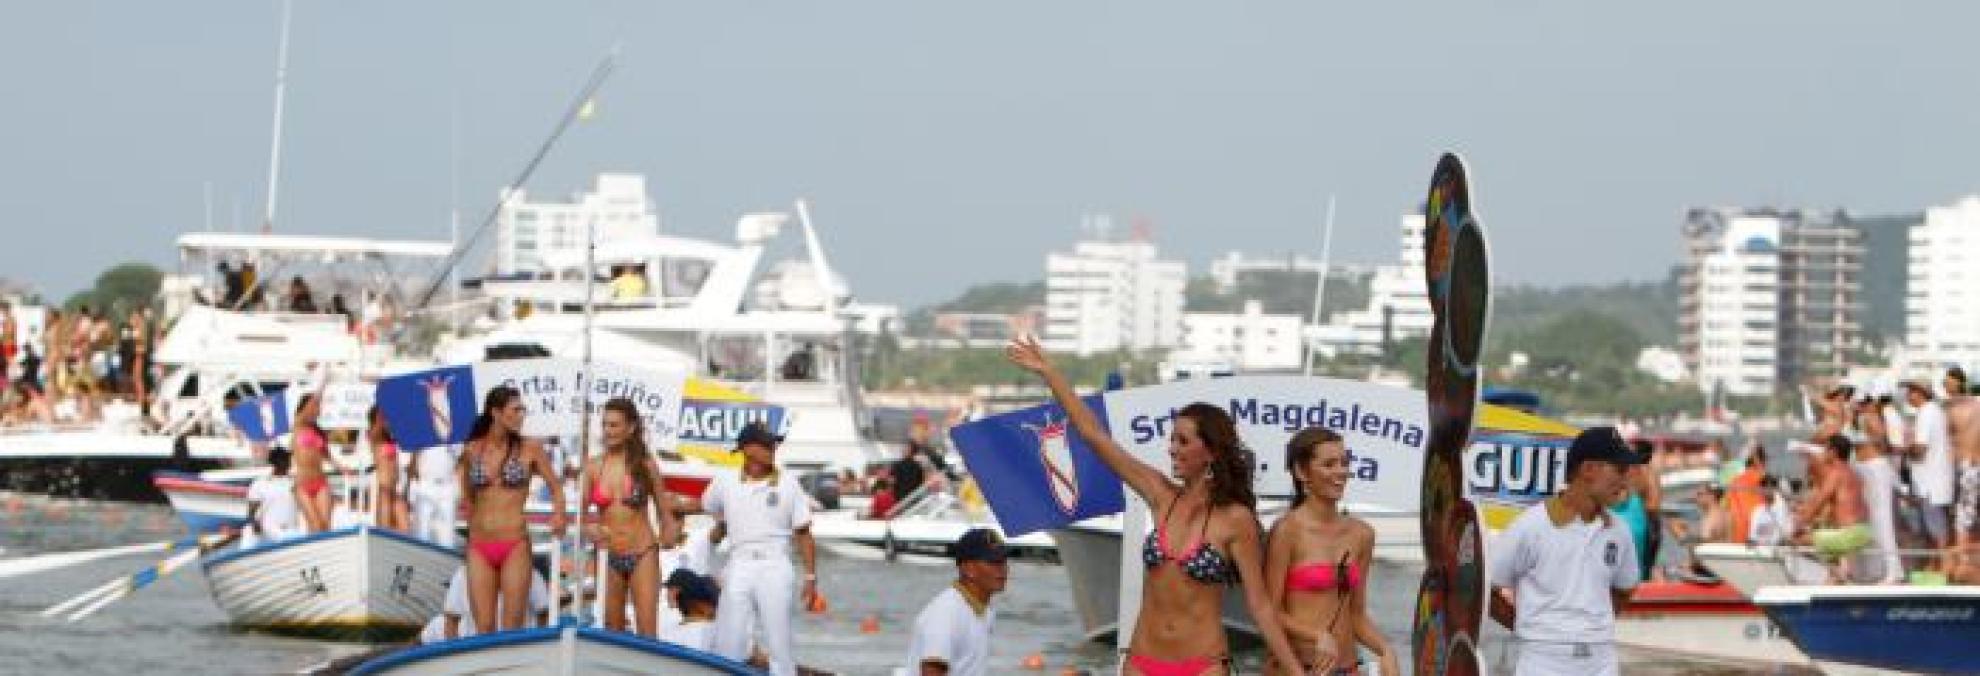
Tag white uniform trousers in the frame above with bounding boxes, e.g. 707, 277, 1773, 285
411, 481, 459, 547
1515, 640, 1617, 676
712, 552, 797, 676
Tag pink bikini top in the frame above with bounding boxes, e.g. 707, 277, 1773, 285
1286, 557, 1363, 593
295, 426, 325, 450
589, 474, 648, 510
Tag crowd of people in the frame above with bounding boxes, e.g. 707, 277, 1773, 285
0, 302, 156, 427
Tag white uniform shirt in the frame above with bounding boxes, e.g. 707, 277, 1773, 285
246, 475, 297, 539
417, 567, 549, 643
902, 586, 995, 676
414, 445, 459, 490
703, 472, 812, 557
1913, 401, 1955, 506
663, 619, 715, 652
1488, 499, 1638, 645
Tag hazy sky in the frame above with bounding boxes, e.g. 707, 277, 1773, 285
5, 2, 1978, 307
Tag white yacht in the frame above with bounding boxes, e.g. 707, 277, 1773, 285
439, 203, 890, 476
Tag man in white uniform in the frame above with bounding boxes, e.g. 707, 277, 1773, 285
1490, 426, 1645, 676
409, 443, 460, 546
417, 564, 548, 643
243, 447, 299, 547
901, 528, 1006, 676
692, 422, 819, 676
660, 568, 720, 652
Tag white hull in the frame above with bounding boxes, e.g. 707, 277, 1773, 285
1615, 612, 1808, 667
1694, 543, 1827, 598
808, 509, 1057, 559
350, 626, 755, 675
0, 429, 245, 461
201, 526, 457, 639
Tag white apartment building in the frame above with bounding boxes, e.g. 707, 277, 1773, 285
1308, 215, 1434, 359
1178, 300, 1304, 372
1906, 196, 1980, 373
1681, 214, 1783, 397
1043, 227, 1187, 356
492, 173, 660, 275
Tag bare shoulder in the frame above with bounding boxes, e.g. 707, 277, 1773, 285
1212, 502, 1265, 537
1346, 517, 1378, 547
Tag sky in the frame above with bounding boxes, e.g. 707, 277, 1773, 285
4, 2, 1978, 308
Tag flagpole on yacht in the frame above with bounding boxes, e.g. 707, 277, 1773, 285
1303, 195, 1337, 376
562, 210, 599, 627
261, 0, 293, 234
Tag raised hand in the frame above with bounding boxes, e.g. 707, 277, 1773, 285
1005, 334, 1051, 375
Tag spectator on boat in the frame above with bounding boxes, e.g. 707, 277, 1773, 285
1488, 426, 1645, 676
1611, 459, 1657, 582
780, 343, 817, 381
217, 260, 243, 308
457, 385, 568, 632
0, 303, 15, 394
660, 569, 720, 653
1851, 392, 1905, 584
1263, 427, 1400, 676
611, 266, 648, 301
367, 405, 409, 532
1005, 335, 1310, 676
1793, 435, 1872, 583
1944, 367, 1980, 574
1747, 476, 1789, 547
291, 392, 335, 533
2, 379, 54, 426
582, 397, 679, 638
18, 345, 40, 393
240, 261, 263, 309
407, 432, 461, 546
891, 443, 927, 504
1904, 381, 1955, 570
1722, 446, 1768, 548
900, 528, 1008, 676
245, 446, 300, 547
286, 276, 317, 314
679, 421, 819, 676
418, 565, 550, 643
868, 476, 898, 519
41, 308, 64, 396
329, 294, 354, 332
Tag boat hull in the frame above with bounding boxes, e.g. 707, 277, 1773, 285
349, 626, 756, 675
1755, 585, 1980, 674
1694, 543, 1827, 598
200, 527, 458, 641
1617, 582, 1808, 667
155, 471, 249, 533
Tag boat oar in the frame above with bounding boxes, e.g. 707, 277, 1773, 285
39, 533, 237, 622
0, 539, 176, 580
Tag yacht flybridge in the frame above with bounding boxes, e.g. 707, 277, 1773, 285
441, 202, 890, 476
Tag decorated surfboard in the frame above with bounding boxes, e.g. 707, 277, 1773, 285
1411, 153, 1492, 676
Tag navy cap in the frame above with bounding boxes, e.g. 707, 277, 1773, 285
950, 528, 1008, 563
1565, 426, 1647, 474
735, 421, 783, 450
665, 569, 719, 606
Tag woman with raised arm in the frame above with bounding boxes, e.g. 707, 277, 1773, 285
582, 397, 679, 637
1263, 428, 1399, 676
1006, 336, 1311, 676
456, 385, 568, 632
291, 392, 334, 533
367, 405, 410, 532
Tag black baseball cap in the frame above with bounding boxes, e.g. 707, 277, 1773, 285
734, 421, 783, 450
950, 528, 1008, 563
1565, 426, 1648, 474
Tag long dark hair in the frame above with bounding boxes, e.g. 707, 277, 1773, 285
295, 393, 322, 434
1177, 402, 1255, 511
603, 397, 659, 499
1285, 426, 1344, 508
366, 404, 394, 446
467, 386, 521, 446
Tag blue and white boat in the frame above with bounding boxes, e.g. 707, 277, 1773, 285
200, 526, 458, 641
348, 626, 757, 675
1753, 584, 1980, 674
153, 468, 259, 533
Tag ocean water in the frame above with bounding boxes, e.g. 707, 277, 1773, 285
0, 494, 1809, 675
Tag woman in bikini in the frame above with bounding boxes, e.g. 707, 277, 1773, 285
1263, 428, 1399, 676
581, 397, 679, 637
292, 393, 334, 533
367, 405, 410, 532
1007, 336, 1311, 676
456, 385, 567, 632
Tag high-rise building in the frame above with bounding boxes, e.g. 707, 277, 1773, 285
1178, 300, 1305, 371
1308, 214, 1433, 359
1680, 208, 1866, 397
492, 173, 660, 274
1906, 196, 1980, 373
1042, 219, 1187, 356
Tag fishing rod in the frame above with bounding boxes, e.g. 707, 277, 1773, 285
410, 48, 620, 310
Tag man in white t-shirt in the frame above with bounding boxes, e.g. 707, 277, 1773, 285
687, 422, 818, 676
1748, 476, 1788, 547
408, 444, 460, 546
1490, 426, 1645, 676
660, 568, 720, 652
1905, 382, 1955, 556
901, 528, 1006, 676
417, 565, 549, 643
244, 447, 299, 547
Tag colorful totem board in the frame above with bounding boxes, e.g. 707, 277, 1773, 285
1411, 153, 1492, 676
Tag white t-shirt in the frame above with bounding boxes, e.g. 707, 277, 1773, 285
1747, 503, 1786, 546
1488, 500, 1638, 645
703, 472, 812, 557
417, 567, 549, 643
1913, 401, 1955, 506
414, 445, 460, 492
246, 475, 298, 539
901, 586, 996, 676
662, 619, 715, 652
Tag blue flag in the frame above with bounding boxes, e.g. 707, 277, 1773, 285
226, 392, 290, 444
373, 364, 478, 451
949, 396, 1125, 537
